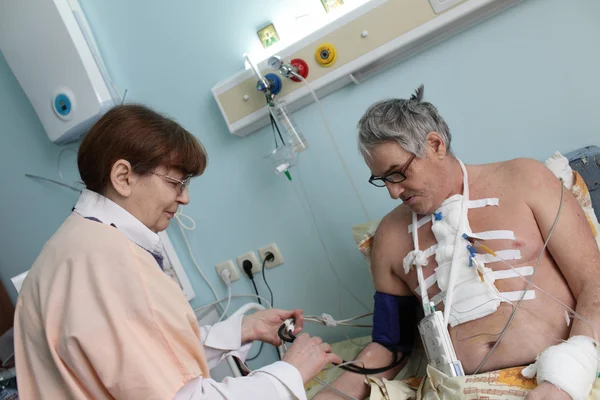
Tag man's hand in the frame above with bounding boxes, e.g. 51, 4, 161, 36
241, 308, 304, 346
525, 382, 572, 400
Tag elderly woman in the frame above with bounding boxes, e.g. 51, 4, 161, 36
14, 105, 340, 400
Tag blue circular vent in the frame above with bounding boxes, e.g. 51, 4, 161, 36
54, 94, 72, 116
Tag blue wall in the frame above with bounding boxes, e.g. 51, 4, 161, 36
1, 0, 599, 368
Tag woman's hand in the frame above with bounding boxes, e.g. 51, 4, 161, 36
241, 308, 304, 346
282, 333, 343, 384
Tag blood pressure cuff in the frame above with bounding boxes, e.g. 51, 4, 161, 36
372, 292, 418, 354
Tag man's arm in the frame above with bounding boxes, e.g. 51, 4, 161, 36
519, 159, 600, 399
522, 158, 600, 340
314, 211, 416, 400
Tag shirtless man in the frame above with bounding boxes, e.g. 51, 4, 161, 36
315, 87, 600, 400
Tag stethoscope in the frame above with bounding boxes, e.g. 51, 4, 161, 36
277, 318, 407, 375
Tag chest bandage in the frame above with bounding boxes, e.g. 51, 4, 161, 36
404, 159, 536, 327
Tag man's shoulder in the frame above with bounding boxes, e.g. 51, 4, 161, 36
377, 204, 412, 237
372, 204, 414, 261
475, 158, 558, 206
479, 158, 552, 186
485, 157, 547, 176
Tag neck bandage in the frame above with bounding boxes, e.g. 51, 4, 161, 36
521, 335, 600, 400
404, 159, 535, 327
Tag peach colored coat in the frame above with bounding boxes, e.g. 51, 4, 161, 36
14, 214, 210, 400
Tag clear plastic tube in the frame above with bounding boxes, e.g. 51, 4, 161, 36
269, 100, 308, 153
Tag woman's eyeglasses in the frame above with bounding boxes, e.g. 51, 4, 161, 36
152, 172, 191, 194
368, 153, 416, 187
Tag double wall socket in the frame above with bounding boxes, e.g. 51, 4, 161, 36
218, 244, 284, 285
215, 260, 240, 284
237, 251, 262, 275
258, 243, 284, 268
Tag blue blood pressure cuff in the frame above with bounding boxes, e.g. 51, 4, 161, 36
372, 292, 418, 354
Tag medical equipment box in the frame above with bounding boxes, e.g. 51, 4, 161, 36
0, 0, 118, 144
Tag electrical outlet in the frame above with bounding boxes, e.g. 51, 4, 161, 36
215, 260, 240, 284
258, 243, 284, 269
237, 251, 262, 276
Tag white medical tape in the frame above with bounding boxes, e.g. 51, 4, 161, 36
469, 230, 516, 241
492, 266, 534, 280
408, 215, 432, 233
474, 249, 521, 264
521, 336, 599, 400
500, 290, 535, 301
415, 264, 430, 306
320, 313, 337, 327
430, 291, 503, 308
415, 272, 438, 294
431, 292, 443, 306
468, 198, 499, 209
402, 244, 437, 280
411, 213, 430, 306
443, 159, 471, 326
403, 250, 431, 274
430, 289, 535, 309
565, 310, 571, 327
422, 244, 437, 259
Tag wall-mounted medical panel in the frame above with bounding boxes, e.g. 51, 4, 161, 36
211, 0, 524, 137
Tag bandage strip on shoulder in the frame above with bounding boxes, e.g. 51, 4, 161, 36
372, 292, 418, 354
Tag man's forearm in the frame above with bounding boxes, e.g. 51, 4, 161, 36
523, 281, 600, 399
313, 343, 405, 400
569, 280, 600, 341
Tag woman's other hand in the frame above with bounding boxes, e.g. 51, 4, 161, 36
282, 334, 343, 384
241, 308, 304, 346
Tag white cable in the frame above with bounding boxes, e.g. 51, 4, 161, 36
338, 312, 373, 324
490, 253, 598, 342
311, 359, 376, 400
175, 210, 196, 230
193, 294, 273, 313
230, 302, 266, 317
111, 83, 127, 104
296, 75, 371, 222
174, 209, 225, 314
473, 179, 566, 374
27, 145, 83, 193
57, 147, 78, 181
217, 270, 233, 323
295, 163, 347, 321
296, 165, 372, 348
295, 167, 372, 314
217, 285, 232, 323
291, 172, 312, 218
25, 174, 82, 193
312, 377, 359, 400
304, 312, 373, 328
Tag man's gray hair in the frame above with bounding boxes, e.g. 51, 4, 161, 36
357, 85, 451, 159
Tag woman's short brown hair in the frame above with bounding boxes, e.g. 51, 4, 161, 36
78, 104, 207, 194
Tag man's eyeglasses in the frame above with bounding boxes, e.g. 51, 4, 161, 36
368, 153, 416, 187
152, 172, 191, 194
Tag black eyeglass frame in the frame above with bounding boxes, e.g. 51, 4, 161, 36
368, 153, 416, 187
